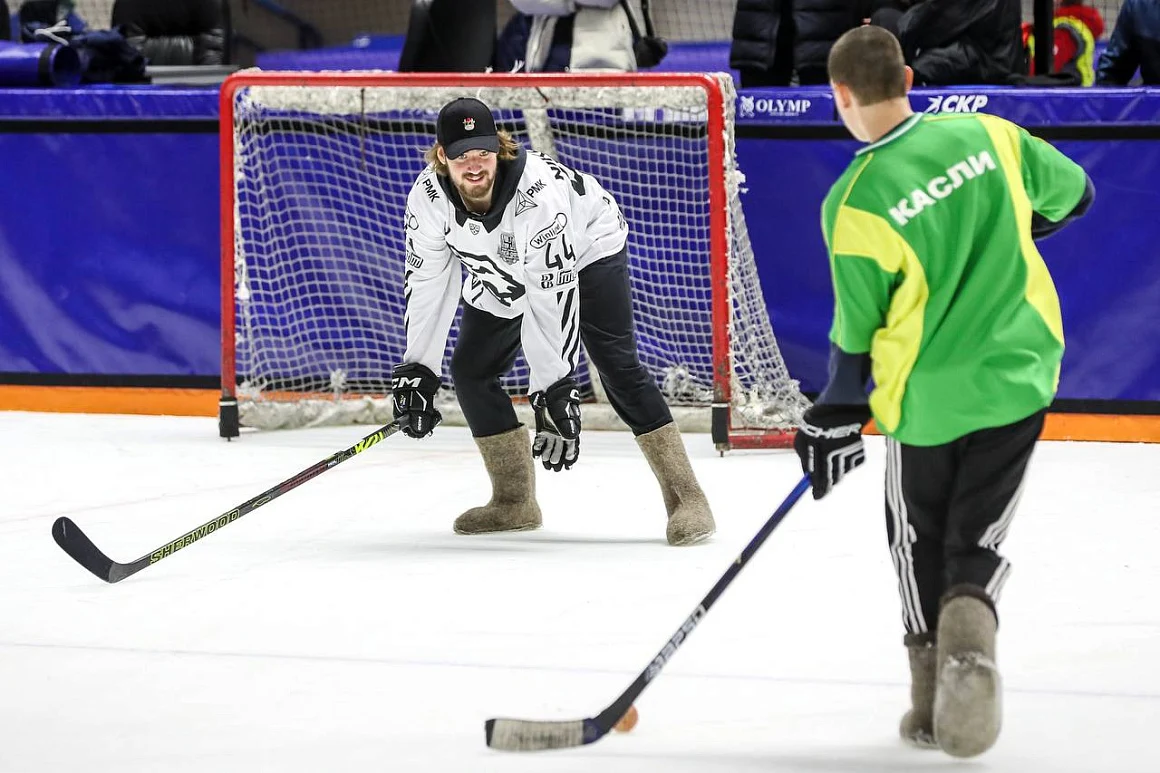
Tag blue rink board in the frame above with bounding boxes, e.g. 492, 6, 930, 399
2, 85, 1159, 125
0, 84, 1156, 403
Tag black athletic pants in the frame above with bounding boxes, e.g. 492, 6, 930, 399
885, 409, 1046, 634
450, 248, 673, 438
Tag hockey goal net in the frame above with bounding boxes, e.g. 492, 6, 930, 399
219, 71, 807, 450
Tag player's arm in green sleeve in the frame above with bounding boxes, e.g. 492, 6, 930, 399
1019, 129, 1096, 240
829, 251, 896, 355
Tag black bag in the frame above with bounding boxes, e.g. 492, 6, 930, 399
71, 28, 148, 83
620, 0, 667, 69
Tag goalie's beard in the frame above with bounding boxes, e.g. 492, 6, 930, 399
455, 172, 495, 213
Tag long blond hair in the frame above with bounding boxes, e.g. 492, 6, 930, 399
424, 130, 521, 176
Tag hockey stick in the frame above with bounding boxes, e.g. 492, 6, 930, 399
485, 473, 811, 751
51, 421, 401, 584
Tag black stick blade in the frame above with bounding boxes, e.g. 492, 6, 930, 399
485, 717, 600, 751
52, 517, 117, 583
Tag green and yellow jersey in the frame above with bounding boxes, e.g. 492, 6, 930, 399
822, 112, 1089, 446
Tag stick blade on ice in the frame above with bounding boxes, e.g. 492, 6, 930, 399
47, 421, 401, 584
485, 717, 595, 751
52, 516, 117, 583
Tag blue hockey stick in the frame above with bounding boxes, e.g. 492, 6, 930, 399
486, 474, 812, 751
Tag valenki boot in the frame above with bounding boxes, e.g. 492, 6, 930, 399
900, 632, 938, 749
933, 585, 1002, 758
453, 426, 542, 535
635, 423, 716, 546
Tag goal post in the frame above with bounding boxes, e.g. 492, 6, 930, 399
219, 71, 808, 450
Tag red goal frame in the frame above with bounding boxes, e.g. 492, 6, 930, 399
218, 71, 794, 451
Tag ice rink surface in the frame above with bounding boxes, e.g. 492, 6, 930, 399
1, 411, 1158, 773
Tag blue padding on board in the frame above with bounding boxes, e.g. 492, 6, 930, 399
0, 83, 1155, 403
256, 45, 403, 71
0, 132, 220, 376
734, 86, 1160, 126
1046, 140, 1160, 401
0, 81, 1155, 125
647, 41, 735, 76
0, 85, 219, 119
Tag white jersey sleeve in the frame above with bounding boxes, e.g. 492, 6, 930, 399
520, 202, 580, 394
515, 152, 627, 393
400, 168, 460, 376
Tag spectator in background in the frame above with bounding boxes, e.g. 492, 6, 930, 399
111, 0, 228, 66
873, 0, 1023, 86
1023, 1, 1105, 86
731, 1, 902, 87
494, 0, 636, 73
794, 1, 889, 85
1097, 0, 1160, 85
730, 0, 795, 86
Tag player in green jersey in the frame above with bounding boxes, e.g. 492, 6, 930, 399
792, 25, 1094, 759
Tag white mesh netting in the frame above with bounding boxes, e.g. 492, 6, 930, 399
226, 73, 808, 435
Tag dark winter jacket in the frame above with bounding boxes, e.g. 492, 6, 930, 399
111, 0, 228, 66
793, 0, 869, 85
898, 0, 1022, 86
1097, 0, 1160, 85
730, 0, 790, 71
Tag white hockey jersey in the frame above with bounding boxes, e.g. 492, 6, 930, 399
401, 147, 629, 393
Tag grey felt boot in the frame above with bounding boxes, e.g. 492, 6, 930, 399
453, 427, 543, 535
934, 585, 1002, 758
635, 423, 716, 546
900, 632, 938, 749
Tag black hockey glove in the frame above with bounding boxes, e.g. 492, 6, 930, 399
530, 377, 581, 472
794, 403, 871, 500
391, 362, 442, 439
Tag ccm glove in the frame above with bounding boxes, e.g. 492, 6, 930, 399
391, 363, 442, 439
530, 376, 581, 471
793, 403, 871, 500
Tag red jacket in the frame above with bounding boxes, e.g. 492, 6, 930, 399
1025, 3, 1105, 75
1051, 3, 1105, 70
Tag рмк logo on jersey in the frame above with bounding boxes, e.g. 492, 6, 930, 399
515, 179, 545, 217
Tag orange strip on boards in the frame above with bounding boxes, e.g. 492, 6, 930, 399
1, 386, 1159, 443
864, 413, 1160, 444
1040, 412, 1160, 443
0, 386, 218, 417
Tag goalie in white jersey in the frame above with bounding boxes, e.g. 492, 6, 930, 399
391, 97, 715, 546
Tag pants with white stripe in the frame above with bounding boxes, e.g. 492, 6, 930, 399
451, 248, 673, 438
884, 409, 1046, 634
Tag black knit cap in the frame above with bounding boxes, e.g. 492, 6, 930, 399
437, 97, 499, 158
